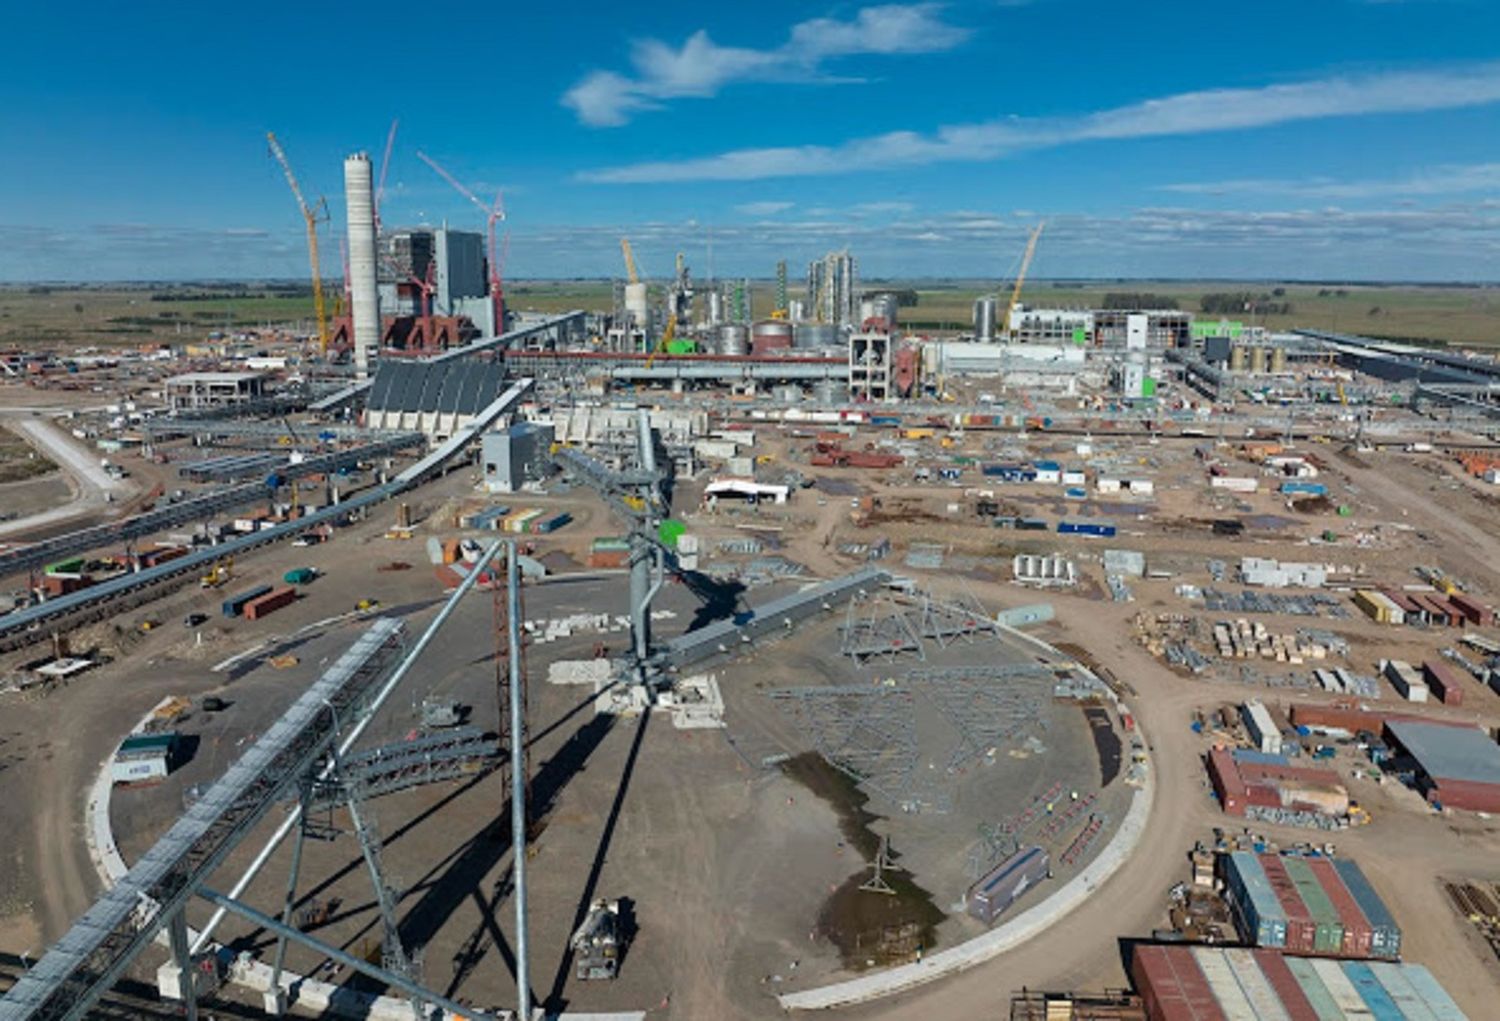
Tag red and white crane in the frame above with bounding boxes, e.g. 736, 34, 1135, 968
416, 150, 506, 335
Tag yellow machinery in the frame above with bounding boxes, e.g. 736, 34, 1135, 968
645, 313, 676, 369
1337, 381, 1348, 406
1003, 221, 1045, 336
267, 133, 329, 352
200, 556, 233, 589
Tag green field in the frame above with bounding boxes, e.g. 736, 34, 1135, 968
3, 280, 1497, 349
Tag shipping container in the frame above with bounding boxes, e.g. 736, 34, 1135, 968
1308, 959, 1373, 1017
1306, 858, 1374, 958
535, 512, 572, 534
1224, 851, 1288, 948
1383, 660, 1428, 703
1332, 859, 1402, 959
966, 846, 1049, 925
1367, 960, 1440, 1020
1280, 481, 1329, 496
1258, 855, 1319, 954
283, 567, 316, 585
1421, 659, 1464, 706
1250, 950, 1321, 1021
1216, 947, 1290, 1020
1447, 592, 1493, 626
1342, 962, 1405, 1021
1190, 947, 1257, 1018
45, 556, 87, 575
1282, 857, 1346, 955
243, 586, 296, 621
1283, 956, 1342, 1019
1131, 945, 1228, 1021
1057, 520, 1118, 538
1397, 963, 1470, 1021
222, 584, 272, 618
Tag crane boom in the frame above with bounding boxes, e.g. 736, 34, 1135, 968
266, 132, 329, 352
1005, 221, 1045, 336
417, 150, 507, 334
620, 238, 640, 285
374, 118, 398, 230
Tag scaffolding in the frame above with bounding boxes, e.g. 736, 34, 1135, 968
767, 685, 925, 810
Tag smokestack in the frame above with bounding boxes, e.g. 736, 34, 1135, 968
344, 153, 379, 381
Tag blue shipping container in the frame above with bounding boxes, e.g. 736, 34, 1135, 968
1226, 851, 1288, 949
1281, 481, 1329, 496
1396, 964, 1470, 1021
222, 584, 272, 618
1342, 962, 1406, 1021
1332, 859, 1402, 958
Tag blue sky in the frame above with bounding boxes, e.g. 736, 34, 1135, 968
4, 0, 1500, 281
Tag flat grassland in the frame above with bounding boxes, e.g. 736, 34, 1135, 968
4, 280, 1497, 348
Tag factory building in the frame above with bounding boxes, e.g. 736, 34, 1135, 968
164, 371, 265, 412
1384, 719, 1500, 812
363, 358, 513, 437
1008, 308, 1190, 349
378, 226, 496, 333
481, 423, 555, 493
848, 330, 892, 402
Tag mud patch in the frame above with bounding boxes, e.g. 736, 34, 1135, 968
781, 752, 944, 969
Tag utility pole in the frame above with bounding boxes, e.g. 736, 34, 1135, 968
507, 542, 531, 1020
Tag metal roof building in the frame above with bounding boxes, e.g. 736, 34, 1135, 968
364, 359, 513, 437
1385, 719, 1500, 811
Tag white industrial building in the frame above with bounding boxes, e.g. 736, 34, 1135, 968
1239, 557, 1328, 589
164, 371, 265, 412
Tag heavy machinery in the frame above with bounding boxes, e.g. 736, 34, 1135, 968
570, 899, 625, 980
266, 132, 330, 352
200, 557, 233, 589
620, 238, 641, 286
417, 150, 507, 334
1003, 221, 1045, 337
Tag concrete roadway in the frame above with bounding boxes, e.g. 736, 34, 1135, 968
0, 412, 134, 541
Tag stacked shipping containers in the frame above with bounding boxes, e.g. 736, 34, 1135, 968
1132, 946, 1467, 1021
1223, 854, 1400, 960
243, 586, 296, 620
222, 584, 272, 618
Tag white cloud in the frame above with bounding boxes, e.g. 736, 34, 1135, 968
580, 61, 1500, 181
1162, 162, 1500, 199
735, 200, 795, 216
561, 5, 969, 127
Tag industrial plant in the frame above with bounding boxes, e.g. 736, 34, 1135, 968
1, 128, 1499, 1021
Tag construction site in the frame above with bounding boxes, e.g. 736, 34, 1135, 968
1, 130, 1499, 1021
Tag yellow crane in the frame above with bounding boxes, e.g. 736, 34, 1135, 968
620, 237, 641, 285
1004, 221, 1045, 336
267, 132, 329, 352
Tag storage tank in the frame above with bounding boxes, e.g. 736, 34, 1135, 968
1230, 345, 1247, 372
624, 282, 649, 327
862, 292, 898, 329
1271, 347, 1287, 373
793, 322, 838, 350
718, 324, 749, 356
812, 379, 844, 405
1250, 347, 1267, 374
974, 297, 998, 342
750, 319, 793, 355
787, 299, 807, 322
706, 291, 723, 326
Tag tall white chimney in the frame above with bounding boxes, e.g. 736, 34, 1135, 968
344, 153, 379, 381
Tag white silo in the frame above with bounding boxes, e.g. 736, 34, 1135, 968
343, 153, 380, 380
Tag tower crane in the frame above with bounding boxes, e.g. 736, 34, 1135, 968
1003, 221, 1045, 337
416, 151, 507, 335
620, 238, 641, 285
374, 119, 398, 233
266, 132, 329, 352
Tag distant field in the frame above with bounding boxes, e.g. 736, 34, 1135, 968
3, 280, 1497, 349
0, 429, 57, 484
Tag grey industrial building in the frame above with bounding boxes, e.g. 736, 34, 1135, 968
163, 372, 266, 412
378, 226, 496, 333
481, 423, 555, 493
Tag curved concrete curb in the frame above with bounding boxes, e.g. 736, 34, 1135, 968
779, 769, 1154, 1011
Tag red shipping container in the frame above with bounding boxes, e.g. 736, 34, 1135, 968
243, 586, 296, 621
1251, 949, 1321, 1021
1422, 659, 1465, 706
1258, 856, 1318, 954
1207, 748, 1246, 815
1132, 945, 1228, 1021
1448, 592, 1492, 625
1307, 858, 1374, 958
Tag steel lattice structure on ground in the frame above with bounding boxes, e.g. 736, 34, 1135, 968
906, 664, 1052, 771
0, 618, 405, 1021
840, 592, 925, 662
768, 685, 924, 809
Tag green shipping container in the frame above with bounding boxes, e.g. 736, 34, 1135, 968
1282, 857, 1345, 955
46, 557, 86, 575
284, 567, 316, 585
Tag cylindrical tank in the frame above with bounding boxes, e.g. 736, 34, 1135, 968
343, 154, 379, 381
1230, 345, 1247, 372
813, 379, 843, 405
750, 319, 794, 356
706, 291, 723, 326
1250, 346, 1267, 374
794, 322, 838, 349
974, 297, 998, 342
787, 299, 807, 322
624, 282, 649, 328
862, 292, 898, 329
1271, 347, 1287, 373
718, 324, 749, 356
